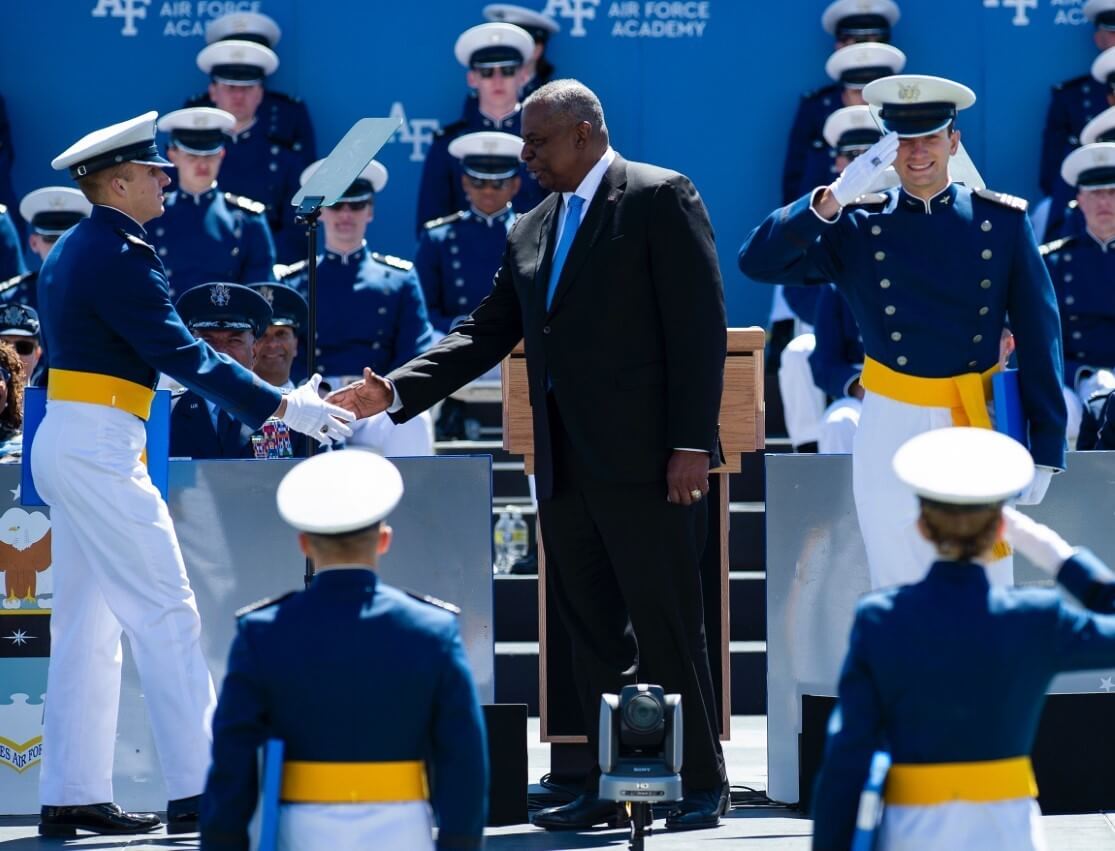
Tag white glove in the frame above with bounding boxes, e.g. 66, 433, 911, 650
1015, 465, 1055, 506
1002, 506, 1074, 574
830, 132, 900, 207
280, 374, 356, 446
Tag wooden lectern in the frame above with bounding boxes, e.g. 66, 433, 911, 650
501, 328, 766, 743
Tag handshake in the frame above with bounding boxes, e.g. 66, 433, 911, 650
277, 370, 397, 445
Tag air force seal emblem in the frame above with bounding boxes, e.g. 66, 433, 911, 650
210, 283, 232, 307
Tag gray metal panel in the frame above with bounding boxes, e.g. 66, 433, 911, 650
765, 450, 1115, 804
0, 455, 493, 814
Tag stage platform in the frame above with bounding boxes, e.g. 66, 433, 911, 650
2, 717, 1113, 849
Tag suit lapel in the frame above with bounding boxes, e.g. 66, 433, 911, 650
546, 155, 628, 317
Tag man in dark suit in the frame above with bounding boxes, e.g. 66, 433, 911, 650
330, 79, 729, 832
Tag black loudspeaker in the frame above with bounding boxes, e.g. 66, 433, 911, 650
482, 703, 528, 825
798, 693, 1115, 815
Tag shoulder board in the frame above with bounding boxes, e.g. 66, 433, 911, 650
423, 211, 465, 230
224, 192, 266, 215
271, 90, 302, 105
802, 83, 839, 100
372, 252, 413, 272
435, 119, 468, 139
1054, 73, 1092, 92
848, 192, 888, 207
1039, 235, 1077, 256
973, 188, 1029, 213
236, 591, 296, 619
184, 91, 210, 107
275, 259, 309, 280
115, 228, 157, 254
403, 589, 460, 615
1088, 387, 1115, 405
0, 271, 32, 295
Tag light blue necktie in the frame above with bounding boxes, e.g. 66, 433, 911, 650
546, 194, 585, 309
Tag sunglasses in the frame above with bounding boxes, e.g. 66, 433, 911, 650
332, 201, 370, 212
465, 176, 510, 190
477, 66, 518, 79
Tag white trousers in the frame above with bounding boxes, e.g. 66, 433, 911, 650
880, 797, 1045, 851
852, 392, 1012, 590
274, 802, 434, 851
778, 333, 825, 448
31, 401, 214, 804
818, 397, 862, 454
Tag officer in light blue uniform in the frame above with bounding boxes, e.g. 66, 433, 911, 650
289, 160, 434, 387
1, 187, 91, 309
169, 282, 299, 460
186, 12, 316, 167
781, 0, 901, 205
151, 108, 276, 298
201, 450, 488, 851
740, 74, 1066, 590
416, 22, 545, 234
812, 427, 1115, 851
417, 131, 520, 334
1040, 142, 1115, 447
192, 39, 305, 264
809, 284, 865, 453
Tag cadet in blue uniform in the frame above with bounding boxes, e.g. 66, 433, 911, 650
740, 75, 1066, 590
0, 304, 45, 387
170, 283, 302, 460
1040, 142, 1115, 447
416, 22, 545, 233
193, 39, 304, 263
33, 113, 354, 837
781, 0, 901, 205
483, 3, 560, 98
812, 427, 1115, 850
1038, 0, 1115, 200
2, 187, 91, 309
1034, 104, 1115, 241
151, 108, 276, 297
186, 11, 316, 166
250, 282, 306, 391
291, 160, 434, 388
417, 131, 520, 334
809, 284, 865, 454
201, 449, 488, 850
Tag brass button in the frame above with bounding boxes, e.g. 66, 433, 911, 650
981, 249, 992, 260
969, 360, 978, 368
1064, 253, 1072, 262
973, 334, 983, 343
871, 225, 882, 236
880, 278, 891, 289
897, 355, 908, 366
1070, 315, 1078, 321
543, 326, 551, 335
979, 307, 989, 316
1066, 295, 1076, 305
1064, 273, 1073, 283
874, 251, 886, 261
1073, 331, 1083, 340
981, 220, 992, 232
891, 331, 902, 341
885, 305, 896, 315
980, 279, 992, 289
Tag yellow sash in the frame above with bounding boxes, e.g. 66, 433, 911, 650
885, 756, 1037, 806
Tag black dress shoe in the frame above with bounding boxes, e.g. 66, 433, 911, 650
665, 780, 730, 831
533, 792, 630, 831
166, 794, 201, 835
39, 802, 162, 836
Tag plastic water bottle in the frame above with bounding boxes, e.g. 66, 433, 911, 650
493, 509, 514, 575
508, 507, 529, 566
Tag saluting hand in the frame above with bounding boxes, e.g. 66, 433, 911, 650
667, 450, 711, 507
325, 367, 394, 420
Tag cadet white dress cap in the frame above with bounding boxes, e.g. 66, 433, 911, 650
277, 449, 404, 534
892, 427, 1034, 505
52, 111, 173, 178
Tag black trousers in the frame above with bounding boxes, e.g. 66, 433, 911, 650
537, 398, 725, 791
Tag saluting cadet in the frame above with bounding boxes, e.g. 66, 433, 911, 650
1040, 143, 1115, 447
417, 131, 520, 334
186, 11, 316, 166
809, 284, 865, 454
289, 160, 434, 390
193, 39, 304, 263
151, 108, 276, 297
1, 187, 91, 309
0, 303, 44, 388
170, 283, 303, 460
482, 3, 561, 98
812, 427, 1115, 851
201, 449, 488, 850
781, 0, 900, 205
32, 112, 354, 837
415, 22, 545, 233
740, 75, 1066, 590
250, 282, 306, 391
1038, 0, 1115, 201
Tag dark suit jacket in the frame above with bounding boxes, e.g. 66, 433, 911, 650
389, 154, 727, 496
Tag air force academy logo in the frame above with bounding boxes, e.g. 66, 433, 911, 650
91, 0, 152, 37
543, 0, 602, 37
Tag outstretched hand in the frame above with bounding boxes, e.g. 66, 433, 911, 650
325, 367, 395, 420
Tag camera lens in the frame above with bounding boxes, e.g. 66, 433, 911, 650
622, 693, 664, 734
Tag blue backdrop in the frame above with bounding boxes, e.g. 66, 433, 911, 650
0, 0, 1099, 325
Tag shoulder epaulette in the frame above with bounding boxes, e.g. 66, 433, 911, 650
115, 228, 157, 254
236, 591, 296, 618
802, 82, 839, 100
403, 589, 460, 615
435, 119, 468, 140
849, 192, 888, 206
372, 252, 413, 272
423, 211, 464, 230
268, 90, 303, 105
184, 92, 209, 107
1053, 73, 1092, 92
973, 188, 1029, 212
275, 259, 309, 281
0, 272, 32, 295
1039, 234, 1077, 256
1088, 387, 1115, 405
224, 192, 266, 215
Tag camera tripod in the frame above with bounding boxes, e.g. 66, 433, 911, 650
625, 801, 654, 850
